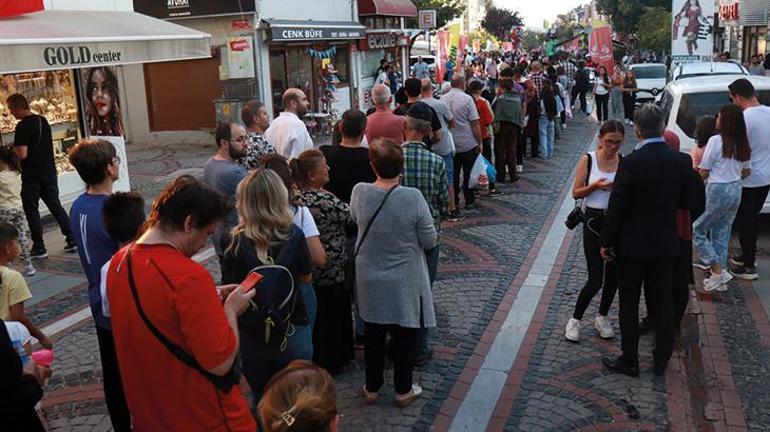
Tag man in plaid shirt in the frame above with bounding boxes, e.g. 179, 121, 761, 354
527, 61, 546, 98
401, 102, 449, 365
560, 53, 577, 96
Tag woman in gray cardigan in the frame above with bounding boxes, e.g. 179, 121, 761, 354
351, 138, 438, 407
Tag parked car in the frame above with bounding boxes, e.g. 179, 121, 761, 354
629, 63, 667, 102
409, 55, 436, 77
658, 74, 770, 211
670, 61, 749, 81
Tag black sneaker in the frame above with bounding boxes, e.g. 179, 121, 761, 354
731, 265, 758, 281
488, 189, 504, 197
447, 210, 465, 222
30, 247, 48, 260
64, 239, 78, 253
729, 256, 745, 267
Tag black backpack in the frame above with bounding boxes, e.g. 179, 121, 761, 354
238, 225, 303, 351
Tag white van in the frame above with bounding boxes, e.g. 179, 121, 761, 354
629, 63, 667, 103
659, 74, 770, 211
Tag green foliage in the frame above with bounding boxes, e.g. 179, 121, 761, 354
481, 6, 524, 40
595, 0, 672, 35
638, 6, 671, 53
410, 0, 466, 29
522, 29, 545, 51
468, 29, 500, 49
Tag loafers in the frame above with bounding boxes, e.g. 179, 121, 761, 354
602, 356, 640, 377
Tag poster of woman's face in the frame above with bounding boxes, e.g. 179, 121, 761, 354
80, 66, 124, 137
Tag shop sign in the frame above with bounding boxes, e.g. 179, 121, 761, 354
719, 1, 740, 22
227, 37, 255, 79
43, 46, 122, 67
359, 33, 399, 50
419, 10, 436, 29
232, 19, 250, 31
133, 0, 256, 19
270, 26, 364, 42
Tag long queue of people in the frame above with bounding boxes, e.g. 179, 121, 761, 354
563, 79, 770, 379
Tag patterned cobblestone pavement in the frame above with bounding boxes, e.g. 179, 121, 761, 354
26, 116, 770, 431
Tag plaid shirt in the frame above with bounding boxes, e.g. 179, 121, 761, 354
527, 71, 545, 98
402, 141, 450, 230
561, 61, 577, 86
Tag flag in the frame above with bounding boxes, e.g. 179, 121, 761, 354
0, 0, 44, 17
589, 24, 614, 72
437, 29, 449, 84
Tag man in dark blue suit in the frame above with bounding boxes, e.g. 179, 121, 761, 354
600, 104, 694, 377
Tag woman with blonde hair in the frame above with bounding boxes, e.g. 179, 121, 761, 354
258, 360, 339, 432
221, 168, 313, 398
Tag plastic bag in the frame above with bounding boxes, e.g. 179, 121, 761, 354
468, 153, 486, 189
481, 155, 497, 183
586, 99, 595, 115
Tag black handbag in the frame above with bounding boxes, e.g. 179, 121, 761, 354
564, 153, 593, 230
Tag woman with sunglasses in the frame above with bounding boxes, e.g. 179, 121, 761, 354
565, 120, 624, 342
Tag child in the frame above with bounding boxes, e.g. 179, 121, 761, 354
99, 192, 146, 318
0, 147, 35, 276
0, 221, 51, 349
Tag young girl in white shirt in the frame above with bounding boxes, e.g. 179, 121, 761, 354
0, 147, 35, 276
693, 105, 752, 291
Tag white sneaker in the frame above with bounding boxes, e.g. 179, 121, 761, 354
565, 317, 580, 342
516, 164, 523, 173
25, 265, 37, 277
594, 315, 615, 339
704, 270, 732, 292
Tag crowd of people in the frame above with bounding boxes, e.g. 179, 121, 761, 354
2, 47, 770, 430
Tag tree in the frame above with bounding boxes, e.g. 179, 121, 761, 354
410, 0, 466, 29
595, 0, 671, 36
521, 29, 545, 51
481, 6, 523, 41
637, 7, 671, 53
468, 29, 500, 50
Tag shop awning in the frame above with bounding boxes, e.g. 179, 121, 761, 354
263, 19, 366, 42
358, 0, 418, 17
0, 10, 211, 74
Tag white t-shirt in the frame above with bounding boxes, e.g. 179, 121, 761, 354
293, 206, 320, 238
742, 105, 770, 187
375, 71, 389, 86
100, 259, 112, 318
594, 78, 610, 95
699, 135, 751, 184
4, 320, 31, 358
264, 112, 314, 160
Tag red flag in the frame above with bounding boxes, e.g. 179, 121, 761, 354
458, 35, 467, 65
437, 30, 449, 84
0, 0, 44, 17
589, 25, 614, 72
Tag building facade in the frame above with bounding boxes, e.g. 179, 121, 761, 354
718, 0, 770, 63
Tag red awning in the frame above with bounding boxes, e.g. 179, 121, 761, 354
0, 0, 43, 17
358, 0, 418, 18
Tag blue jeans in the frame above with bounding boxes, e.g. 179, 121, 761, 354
693, 181, 742, 267
538, 116, 555, 158
441, 153, 454, 187
287, 282, 317, 360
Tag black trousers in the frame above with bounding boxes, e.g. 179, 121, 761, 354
481, 137, 495, 189
572, 86, 587, 112
622, 93, 636, 121
573, 210, 618, 320
734, 185, 770, 268
494, 123, 519, 183
617, 258, 675, 367
364, 322, 418, 395
453, 148, 478, 206
516, 125, 525, 165
95, 327, 132, 432
595, 93, 609, 122
312, 281, 354, 374
21, 175, 73, 249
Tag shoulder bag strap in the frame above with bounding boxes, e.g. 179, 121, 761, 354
124, 246, 225, 385
585, 152, 592, 187
354, 184, 398, 259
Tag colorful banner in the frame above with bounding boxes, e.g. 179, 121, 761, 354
672, 0, 715, 64
472, 40, 481, 54
437, 29, 448, 84
0, 0, 43, 17
458, 35, 468, 64
588, 24, 614, 72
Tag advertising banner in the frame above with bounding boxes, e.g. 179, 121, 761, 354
226, 36, 255, 79
588, 25, 614, 72
437, 29, 448, 84
133, 0, 255, 19
458, 35, 468, 64
672, 0, 715, 64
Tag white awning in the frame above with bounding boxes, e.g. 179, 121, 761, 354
0, 10, 211, 74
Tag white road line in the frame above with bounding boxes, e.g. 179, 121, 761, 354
39, 246, 217, 339
449, 133, 599, 431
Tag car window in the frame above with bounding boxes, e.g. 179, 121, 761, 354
633, 66, 667, 79
676, 92, 731, 138
758, 90, 770, 105
659, 90, 674, 120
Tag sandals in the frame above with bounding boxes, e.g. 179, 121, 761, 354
395, 384, 423, 408
361, 386, 378, 405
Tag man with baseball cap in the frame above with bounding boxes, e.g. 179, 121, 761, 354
402, 102, 449, 365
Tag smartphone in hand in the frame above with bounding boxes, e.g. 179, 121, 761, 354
241, 272, 263, 293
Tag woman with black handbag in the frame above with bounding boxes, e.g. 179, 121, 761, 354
565, 120, 624, 342
351, 138, 437, 408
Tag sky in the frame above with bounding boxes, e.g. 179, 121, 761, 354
494, 0, 589, 31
